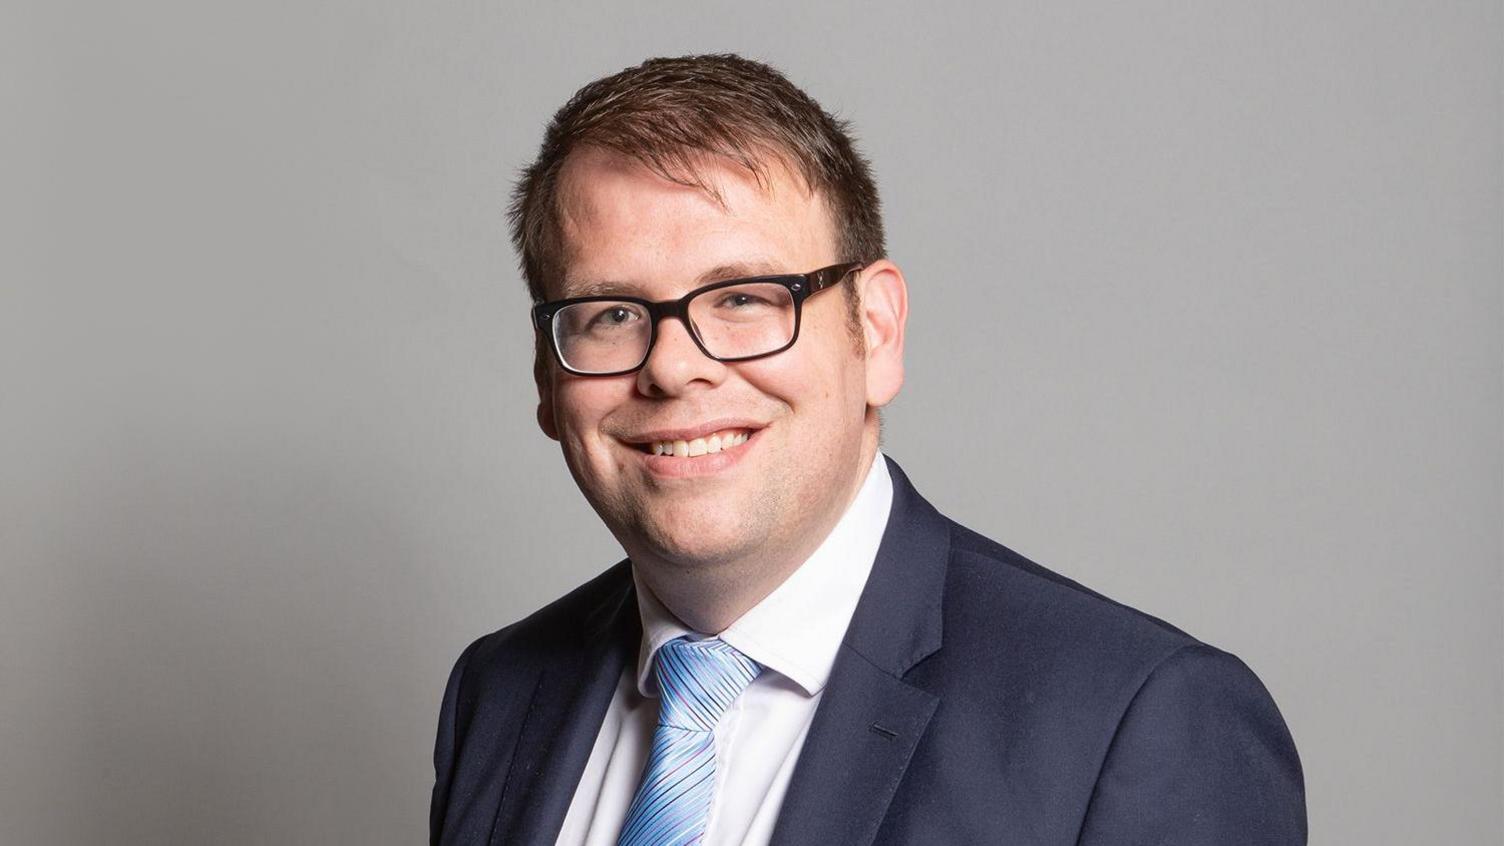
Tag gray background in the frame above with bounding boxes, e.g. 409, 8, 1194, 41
5, 1, 1499, 843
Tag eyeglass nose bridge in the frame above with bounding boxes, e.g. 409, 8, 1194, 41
636, 297, 718, 366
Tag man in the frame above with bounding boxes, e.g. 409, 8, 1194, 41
431, 54, 1306, 845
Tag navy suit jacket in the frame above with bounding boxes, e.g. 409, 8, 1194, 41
431, 458, 1306, 844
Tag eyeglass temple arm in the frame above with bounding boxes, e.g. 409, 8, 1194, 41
805, 262, 865, 296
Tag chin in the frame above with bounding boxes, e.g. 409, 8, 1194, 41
634, 512, 764, 568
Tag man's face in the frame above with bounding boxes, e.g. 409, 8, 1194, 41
538, 147, 885, 573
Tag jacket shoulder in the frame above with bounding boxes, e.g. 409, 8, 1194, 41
937, 519, 1207, 694
925, 519, 1303, 823
458, 559, 633, 678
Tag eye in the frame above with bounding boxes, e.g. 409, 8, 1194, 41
589, 305, 641, 328
718, 291, 773, 309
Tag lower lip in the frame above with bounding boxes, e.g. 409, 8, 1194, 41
636, 430, 760, 479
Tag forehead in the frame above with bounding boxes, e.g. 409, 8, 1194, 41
552, 147, 836, 297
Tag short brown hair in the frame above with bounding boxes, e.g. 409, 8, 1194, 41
508, 53, 886, 304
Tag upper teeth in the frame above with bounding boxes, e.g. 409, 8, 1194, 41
650, 429, 750, 457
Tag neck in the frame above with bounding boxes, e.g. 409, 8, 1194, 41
633, 435, 880, 634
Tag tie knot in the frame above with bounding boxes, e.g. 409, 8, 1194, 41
652, 637, 762, 731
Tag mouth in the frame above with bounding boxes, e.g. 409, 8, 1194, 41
640, 428, 752, 457
628, 424, 758, 478
617, 423, 764, 477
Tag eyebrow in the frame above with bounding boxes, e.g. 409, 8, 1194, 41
560, 279, 639, 298
560, 259, 789, 299
695, 260, 785, 284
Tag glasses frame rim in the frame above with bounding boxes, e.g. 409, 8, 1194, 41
532, 261, 865, 377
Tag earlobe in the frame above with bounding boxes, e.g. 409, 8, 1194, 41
537, 401, 559, 440
860, 260, 908, 408
535, 363, 560, 441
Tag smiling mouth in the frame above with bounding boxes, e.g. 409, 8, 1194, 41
639, 428, 752, 457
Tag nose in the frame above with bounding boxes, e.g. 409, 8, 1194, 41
635, 314, 726, 397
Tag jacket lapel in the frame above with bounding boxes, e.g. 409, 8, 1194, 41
488, 571, 639, 845
769, 457, 951, 846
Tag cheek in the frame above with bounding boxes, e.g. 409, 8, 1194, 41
553, 380, 618, 430
552, 383, 622, 461
742, 338, 862, 412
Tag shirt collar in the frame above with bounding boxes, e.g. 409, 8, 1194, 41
633, 452, 894, 697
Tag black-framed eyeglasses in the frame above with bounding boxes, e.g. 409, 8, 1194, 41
532, 262, 864, 376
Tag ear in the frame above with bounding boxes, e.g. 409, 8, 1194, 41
858, 259, 908, 408
534, 354, 560, 441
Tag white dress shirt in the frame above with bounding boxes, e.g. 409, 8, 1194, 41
555, 453, 894, 846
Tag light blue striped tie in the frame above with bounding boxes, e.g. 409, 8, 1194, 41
617, 637, 762, 846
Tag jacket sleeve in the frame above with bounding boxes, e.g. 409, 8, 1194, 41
1076, 644, 1307, 845
430, 638, 480, 846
